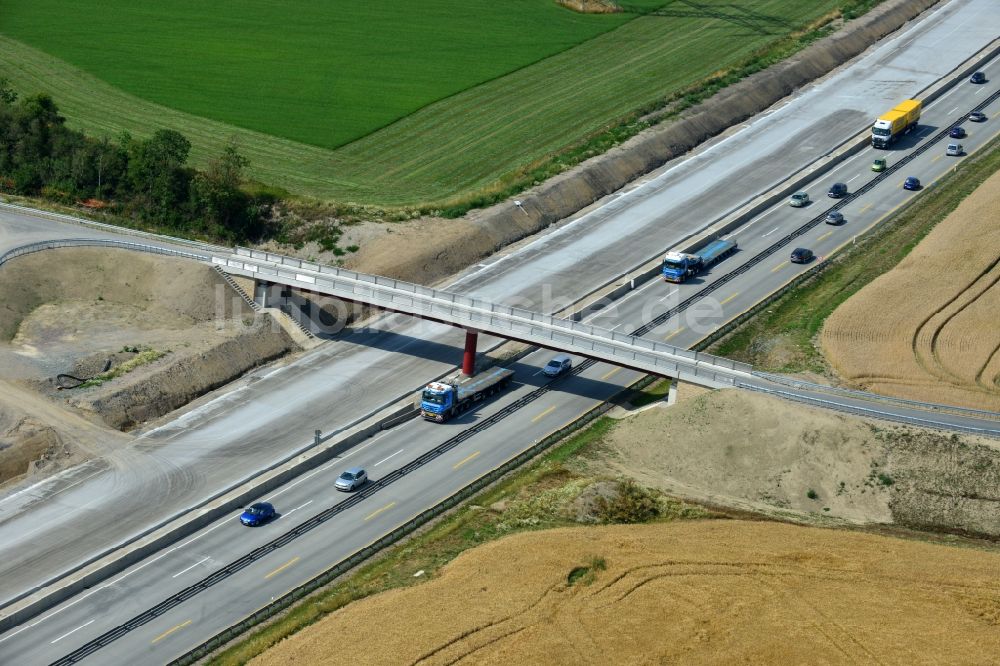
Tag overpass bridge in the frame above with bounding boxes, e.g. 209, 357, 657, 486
4, 238, 997, 434
212, 247, 752, 388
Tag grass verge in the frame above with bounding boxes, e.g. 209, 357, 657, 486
709, 138, 1000, 374
207, 415, 718, 666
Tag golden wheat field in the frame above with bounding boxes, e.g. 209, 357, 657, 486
821, 170, 1000, 410
253, 521, 1000, 666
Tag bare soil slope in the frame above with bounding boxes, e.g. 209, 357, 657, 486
0, 248, 297, 484
821, 170, 1000, 410
254, 521, 1000, 666
591, 387, 1000, 535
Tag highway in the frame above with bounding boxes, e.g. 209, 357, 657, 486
0, 0, 999, 662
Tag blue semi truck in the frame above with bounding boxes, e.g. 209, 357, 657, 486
420, 367, 515, 422
661, 239, 738, 283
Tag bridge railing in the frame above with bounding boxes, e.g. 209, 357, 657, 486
221, 249, 752, 382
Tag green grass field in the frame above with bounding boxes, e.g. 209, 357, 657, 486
1, 0, 653, 149
0, 1, 845, 207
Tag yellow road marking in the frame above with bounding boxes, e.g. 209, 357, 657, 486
364, 502, 397, 521
817, 231, 833, 241
719, 292, 739, 306
152, 619, 191, 644
453, 451, 481, 470
663, 327, 685, 341
770, 261, 788, 273
931, 154, 943, 162
531, 405, 557, 422
599, 367, 621, 381
265, 556, 300, 579
859, 202, 873, 213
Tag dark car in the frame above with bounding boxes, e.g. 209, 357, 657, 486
903, 176, 921, 190
949, 126, 966, 139
968, 111, 986, 123
970, 71, 986, 84
335, 467, 368, 492
790, 248, 814, 264
827, 182, 848, 198
240, 502, 275, 526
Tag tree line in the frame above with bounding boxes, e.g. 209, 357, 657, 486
0, 78, 272, 242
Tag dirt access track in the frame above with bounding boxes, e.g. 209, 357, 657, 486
253, 521, 1000, 666
0, 248, 298, 486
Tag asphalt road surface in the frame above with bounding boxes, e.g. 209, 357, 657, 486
0, 1, 998, 662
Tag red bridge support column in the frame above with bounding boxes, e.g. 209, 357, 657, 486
462, 329, 478, 376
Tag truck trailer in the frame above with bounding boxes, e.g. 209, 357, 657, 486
662, 239, 738, 283
871, 99, 921, 148
420, 367, 515, 422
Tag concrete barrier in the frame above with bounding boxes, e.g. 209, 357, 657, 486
571, 37, 1000, 321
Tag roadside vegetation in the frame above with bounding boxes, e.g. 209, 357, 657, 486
709, 138, 1000, 375
1, 1, 872, 211
0, 80, 272, 243
207, 412, 718, 666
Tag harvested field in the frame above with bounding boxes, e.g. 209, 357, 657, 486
252, 521, 1000, 666
821, 169, 1000, 410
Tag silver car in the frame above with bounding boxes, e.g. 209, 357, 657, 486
825, 210, 844, 225
335, 467, 367, 492
789, 191, 810, 207
543, 354, 573, 377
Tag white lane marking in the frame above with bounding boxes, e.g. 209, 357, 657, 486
845, 174, 860, 183
975, 87, 984, 95
0, 625, 31, 644
732, 206, 777, 235
0, 466, 105, 508
761, 226, 779, 237
172, 556, 210, 578
948, 106, 958, 114
375, 449, 405, 467
268, 431, 393, 501
50, 620, 94, 644
283, 500, 313, 517
659, 288, 679, 303
175, 520, 229, 550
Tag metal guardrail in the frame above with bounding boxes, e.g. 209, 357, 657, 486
0, 201, 227, 254
738, 383, 1000, 437
217, 250, 751, 387
0, 237, 207, 268
166, 375, 635, 666
52, 354, 641, 665
751, 371, 1000, 421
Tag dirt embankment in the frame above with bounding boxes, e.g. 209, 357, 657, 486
591, 387, 1000, 536
345, 0, 941, 284
253, 521, 1000, 666
0, 248, 298, 483
821, 169, 1000, 411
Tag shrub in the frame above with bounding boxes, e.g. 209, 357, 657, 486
596, 479, 661, 524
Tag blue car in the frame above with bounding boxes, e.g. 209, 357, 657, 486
240, 502, 275, 526
903, 176, 921, 191
970, 71, 986, 84
949, 126, 966, 139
